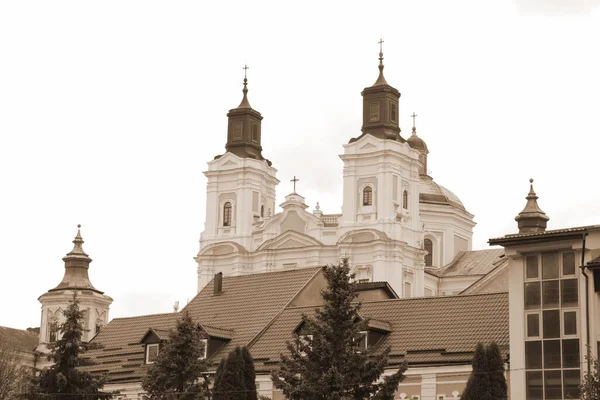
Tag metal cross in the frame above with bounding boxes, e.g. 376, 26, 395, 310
243, 64, 249, 79
378, 38, 384, 52
290, 176, 299, 193
411, 112, 418, 128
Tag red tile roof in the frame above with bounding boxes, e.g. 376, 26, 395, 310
248, 292, 509, 372
84, 267, 321, 383
426, 249, 505, 278
0, 326, 39, 353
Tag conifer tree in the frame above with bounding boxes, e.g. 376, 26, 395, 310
462, 342, 492, 400
142, 311, 208, 400
271, 259, 406, 400
240, 347, 257, 400
212, 346, 257, 400
33, 294, 113, 399
486, 342, 507, 399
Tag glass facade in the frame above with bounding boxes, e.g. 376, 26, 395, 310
524, 251, 580, 399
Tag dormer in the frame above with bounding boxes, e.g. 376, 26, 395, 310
139, 328, 170, 364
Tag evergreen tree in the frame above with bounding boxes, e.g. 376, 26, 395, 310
486, 342, 507, 400
142, 311, 208, 400
240, 347, 257, 400
213, 346, 257, 400
33, 294, 112, 400
271, 259, 406, 400
462, 343, 492, 400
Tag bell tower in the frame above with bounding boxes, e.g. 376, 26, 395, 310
360, 39, 402, 141
199, 67, 279, 269
37, 225, 112, 356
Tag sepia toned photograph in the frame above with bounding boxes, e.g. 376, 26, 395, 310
1, 1, 599, 399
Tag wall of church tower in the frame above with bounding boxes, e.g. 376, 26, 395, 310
339, 134, 423, 246
200, 152, 279, 253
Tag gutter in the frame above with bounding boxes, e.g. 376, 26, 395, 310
579, 231, 591, 372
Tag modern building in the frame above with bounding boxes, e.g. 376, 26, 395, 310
490, 179, 600, 399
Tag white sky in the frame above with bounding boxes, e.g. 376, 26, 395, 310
1, 0, 599, 330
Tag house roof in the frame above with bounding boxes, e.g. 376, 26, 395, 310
248, 292, 509, 372
426, 249, 505, 278
488, 225, 600, 246
84, 267, 321, 383
356, 281, 399, 298
0, 326, 39, 353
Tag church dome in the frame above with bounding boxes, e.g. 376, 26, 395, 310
407, 131, 428, 152
419, 177, 466, 211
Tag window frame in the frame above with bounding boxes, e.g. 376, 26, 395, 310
146, 343, 159, 364
362, 186, 373, 206
223, 201, 233, 227
199, 338, 208, 360
424, 238, 433, 267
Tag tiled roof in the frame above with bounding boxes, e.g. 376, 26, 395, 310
248, 292, 509, 371
426, 249, 505, 278
0, 326, 39, 353
83, 312, 178, 383
356, 281, 399, 298
84, 267, 321, 383
489, 225, 600, 245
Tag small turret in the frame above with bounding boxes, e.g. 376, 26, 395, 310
515, 179, 550, 233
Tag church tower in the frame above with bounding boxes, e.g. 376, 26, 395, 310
340, 42, 423, 242
198, 68, 279, 288
37, 226, 112, 354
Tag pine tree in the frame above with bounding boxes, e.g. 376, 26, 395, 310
486, 342, 507, 400
142, 311, 208, 400
33, 294, 113, 400
462, 342, 492, 400
271, 259, 406, 400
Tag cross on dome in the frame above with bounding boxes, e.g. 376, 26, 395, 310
290, 176, 299, 193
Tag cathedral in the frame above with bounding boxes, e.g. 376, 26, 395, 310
195, 47, 491, 299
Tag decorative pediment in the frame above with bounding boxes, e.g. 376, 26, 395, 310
257, 230, 324, 251
221, 160, 238, 168
337, 229, 389, 244
280, 210, 307, 234
359, 142, 377, 151
197, 241, 248, 257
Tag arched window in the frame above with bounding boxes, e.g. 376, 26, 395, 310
223, 202, 232, 227
402, 190, 408, 209
260, 205, 264, 218
424, 238, 433, 267
48, 321, 58, 343
363, 186, 373, 206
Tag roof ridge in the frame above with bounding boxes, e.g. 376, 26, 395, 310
359, 291, 508, 305
110, 312, 177, 321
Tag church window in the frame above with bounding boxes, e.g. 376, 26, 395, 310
95, 323, 102, 335
402, 190, 408, 209
369, 102, 380, 122
391, 102, 397, 123
252, 124, 258, 142
223, 202, 232, 226
146, 343, 159, 364
48, 321, 58, 343
363, 186, 373, 206
424, 239, 433, 267
260, 205, 264, 218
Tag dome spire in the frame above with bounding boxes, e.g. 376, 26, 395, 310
411, 111, 418, 135
48, 224, 103, 294
373, 38, 389, 86
237, 64, 251, 109
515, 178, 550, 233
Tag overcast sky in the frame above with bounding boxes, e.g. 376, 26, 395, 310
1, 0, 599, 330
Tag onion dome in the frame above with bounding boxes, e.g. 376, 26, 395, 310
515, 179, 549, 233
407, 126, 428, 152
48, 225, 104, 294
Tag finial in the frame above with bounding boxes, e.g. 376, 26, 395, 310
237, 64, 251, 108
515, 177, 549, 233
411, 112, 418, 134
315, 202, 320, 211
527, 178, 537, 197
373, 38, 388, 86
290, 176, 299, 194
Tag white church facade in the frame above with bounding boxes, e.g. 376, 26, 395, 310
196, 49, 477, 299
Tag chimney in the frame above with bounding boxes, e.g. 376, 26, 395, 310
214, 272, 223, 296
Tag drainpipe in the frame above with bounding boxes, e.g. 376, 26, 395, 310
579, 232, 590, 372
